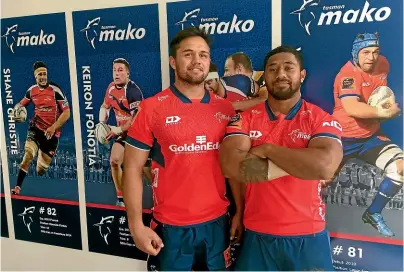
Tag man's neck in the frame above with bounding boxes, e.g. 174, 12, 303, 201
267, 92, 301, 116
174, 79, 206, 99
116, 81, 129, 89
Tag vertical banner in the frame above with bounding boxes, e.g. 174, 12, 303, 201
72, 4, 159, 259
282, 0, 403, 271
1, 150, 9, 238
167, 0, 271, 80
0, 13, 81, 249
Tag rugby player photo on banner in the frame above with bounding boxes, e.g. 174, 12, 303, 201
72, 4, 160, 259
1, 13, 81, 250
283, 0, 403, 271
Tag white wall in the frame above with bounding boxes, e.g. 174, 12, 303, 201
0, 0, 282, 270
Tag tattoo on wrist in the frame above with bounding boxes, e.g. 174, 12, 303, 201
239, 153, 268, 183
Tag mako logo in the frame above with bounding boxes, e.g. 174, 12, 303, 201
175, 8, 255, 35
291, 0, 392, 36
1, 24, 56, 53
80, 17, 146, 49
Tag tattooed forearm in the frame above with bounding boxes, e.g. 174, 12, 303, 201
238, 153, 269, 183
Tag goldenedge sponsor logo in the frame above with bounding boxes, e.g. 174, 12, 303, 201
169, 142, 220, 153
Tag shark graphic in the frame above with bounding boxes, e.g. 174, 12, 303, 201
1, 24, 18, 53
80, 17, 101, 49
94, 216, 114, 245
18, 206, 35, 233
175, 9, 201, 30
290, 0, 321, 36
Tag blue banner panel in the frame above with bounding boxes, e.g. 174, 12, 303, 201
283, 1, 403, 271
72, 4, 160, 258
1, 13, 81, 249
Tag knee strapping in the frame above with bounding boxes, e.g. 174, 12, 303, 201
36, 157, 50, 176
385, 160, 404, 183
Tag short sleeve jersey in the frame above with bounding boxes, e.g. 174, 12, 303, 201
127, 86, 235, 226
20, 83, 70, 137
225, 99, 342, 235
103, 80, 144, 126
332, 56, 389, 138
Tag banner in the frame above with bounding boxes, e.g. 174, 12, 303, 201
282, 0, 403, 271
1, 151, 9, 238
1, 13, 81, 249
167, 0, 271, 79
72, 4, 160, 259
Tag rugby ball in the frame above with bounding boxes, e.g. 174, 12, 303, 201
95, 123, 111, 145
14, 106, 27, 122
367, 86, 395, 108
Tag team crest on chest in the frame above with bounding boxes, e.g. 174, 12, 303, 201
288, 129, 311, 143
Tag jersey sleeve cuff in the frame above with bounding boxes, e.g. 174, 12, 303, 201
339, 94, 360, 99
224, 132, 249, 140
310, 133, 342, 145
125, 136, 152, 151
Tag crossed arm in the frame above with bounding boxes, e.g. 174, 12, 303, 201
219, 135, 343, 183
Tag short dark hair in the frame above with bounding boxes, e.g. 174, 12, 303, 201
228, 52, 253, 72
113, 58, 130, 70
209, 61, 218, 73
169, 27, 211, 57
264, 46, 304, 70
33, 61, 47, 71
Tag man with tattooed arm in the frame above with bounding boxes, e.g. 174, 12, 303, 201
219, 46, 343, 271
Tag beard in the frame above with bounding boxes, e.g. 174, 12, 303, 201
177, 64, 207, 85
267, 81, 300, 100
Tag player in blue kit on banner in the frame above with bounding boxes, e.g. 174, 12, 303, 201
123, 27, 242, 271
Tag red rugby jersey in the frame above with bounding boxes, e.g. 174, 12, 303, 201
103, 80, 144, 127
226, 99, 342, 235
332, 57, 389, 138
20, 83, 70, 137
127, 85, 235, 226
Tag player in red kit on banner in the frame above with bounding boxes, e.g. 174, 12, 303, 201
123, 27, 241, 271
220, 46, 343, 271
96, 58, 144, 207
11, 61, 71, 195
330, 33, 403, 237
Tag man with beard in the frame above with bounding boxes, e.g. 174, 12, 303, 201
123, 27, 241, 271
96, 58, 144, 207
219, 46, 343, 271
330, 32, 402, 237
11, 61, 71, 195
205, 62, 266, 111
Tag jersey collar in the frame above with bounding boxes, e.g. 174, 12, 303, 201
265, 98, 303, 121
170, 84, 211, 104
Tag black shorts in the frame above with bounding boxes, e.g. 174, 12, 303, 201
113, 135, 126, 147
26, 125, 59, 157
